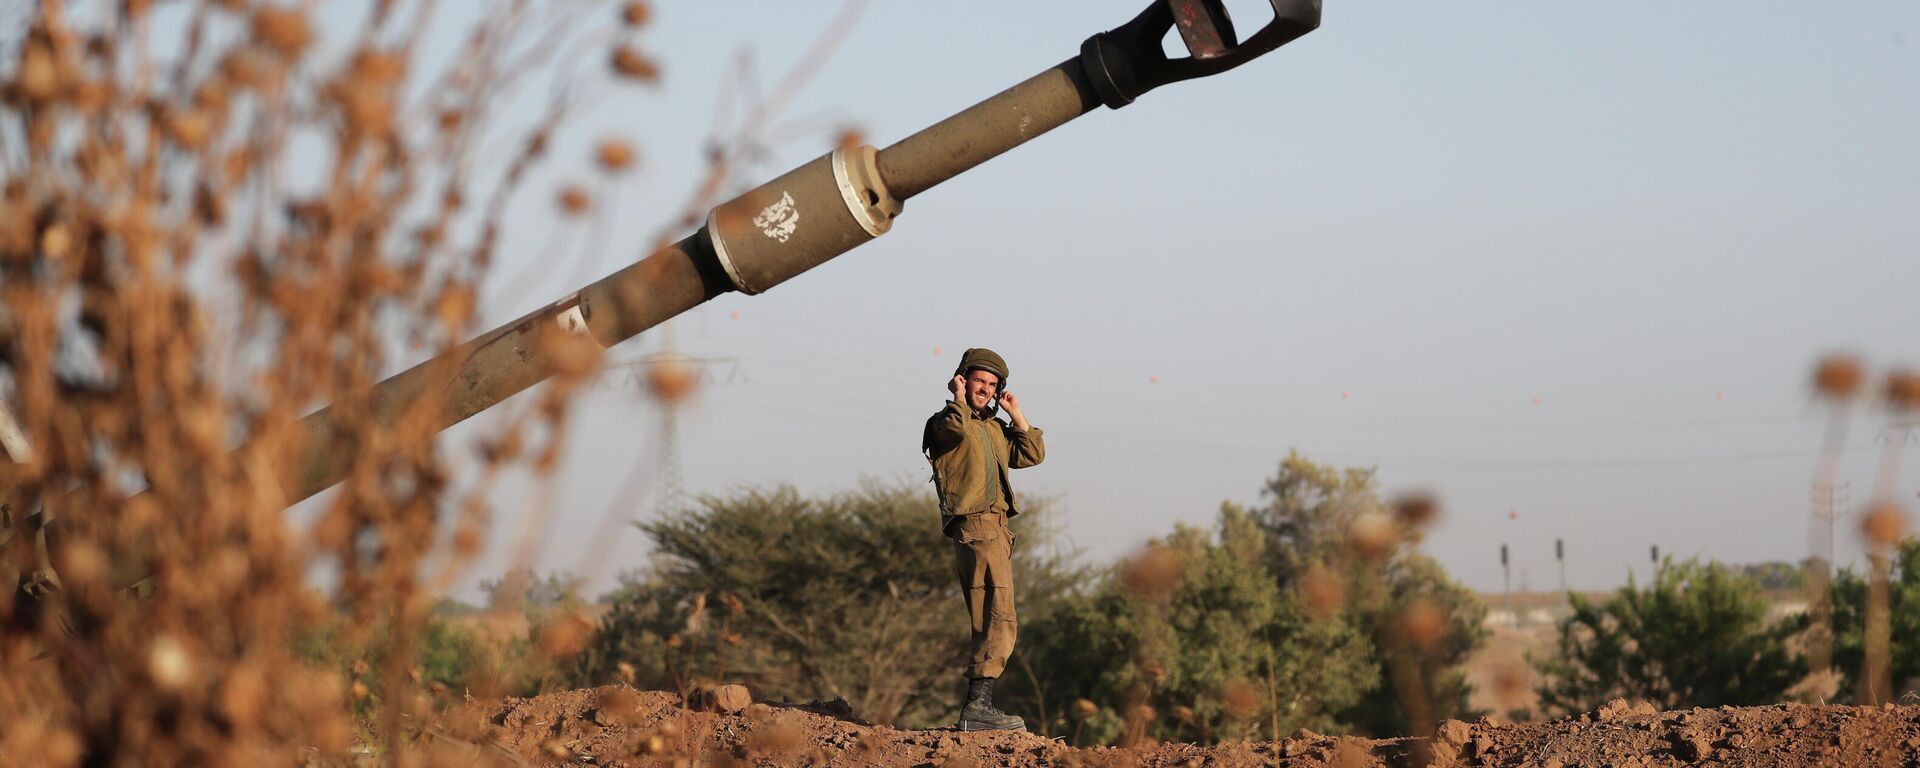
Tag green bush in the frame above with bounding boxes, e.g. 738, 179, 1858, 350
1009, 453, 1487, 742
575, 455, 1484, 741
1009, 509, 1376, 745
1830, 538, 1920, 700
1241, 452, 1488, 735
1534, 558, 1806, 713
292, 610, 487, 717
573, 481, 1085, 728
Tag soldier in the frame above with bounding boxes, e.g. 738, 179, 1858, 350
922, 348, 1045, 732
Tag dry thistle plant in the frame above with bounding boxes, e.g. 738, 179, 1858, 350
0, 1, 664, 764
1803, 352, 1865, 679
1856, 369, 1918, 704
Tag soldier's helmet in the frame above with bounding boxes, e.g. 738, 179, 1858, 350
954, 348, 1008, 391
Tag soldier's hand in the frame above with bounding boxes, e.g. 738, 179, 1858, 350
950, 374, 966, 400
998, 391, 1020, 414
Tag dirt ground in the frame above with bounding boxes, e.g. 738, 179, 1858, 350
430, 686, 1920, 767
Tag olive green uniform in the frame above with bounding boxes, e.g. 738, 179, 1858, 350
924, 398, 1044, 679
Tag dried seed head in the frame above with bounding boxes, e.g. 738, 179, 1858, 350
1492, 663, 1529, 707
1813, 354, 1866, 399
1299, 565, 1346, 618
349, 48, 406, 86
610, 46, 659, 82
434, 284, 475, 333
537, 612, 593, 658
252, 8, 313, 57
596, 138, 637, 173
218, 664, 269, 728
617, 661, 637, 683
72, 79, 109, 112
647, 359, 697, 404
1138, 658, 1168, 685
1398, 598, 1448, 651
558, 185, 591, 216
332, 81, 393, 139
1862, 502, 1906, 548
1886, 371, 1920, 411
149, 636, 194, 689
194, 81, 230, 112
1393, 492, 1440, 529
4, 721, 83, 768
220, 49, 273, 89
835, 127, 865, 152
452, 522, 482, 558
1347, 510, 1399, 560
60, 540, 109, 588
40, 224, 73, 258
1220, 680, 1261, 720
1072, 698, 1099, 718
621, 1, 652, 27
1118, 544, 1184, 599
164, 107, 213, 149
17, 43, 60, 101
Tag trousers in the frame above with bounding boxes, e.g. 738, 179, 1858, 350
950, 510, 1016, 679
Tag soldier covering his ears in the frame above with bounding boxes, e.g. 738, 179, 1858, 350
922, 348, 1045, 731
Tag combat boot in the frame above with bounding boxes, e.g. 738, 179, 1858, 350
956, 677, 1025, 732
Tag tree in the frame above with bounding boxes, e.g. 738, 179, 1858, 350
1830, 538, 1920, 700
480, 569, 587, 619
574, 481, 1085, 728
1534, 558, 1807, 713
1337, 552, 1487, 736
1244, 452, 1488, 735
1008, 506, 1377, 745
1736, 561, 1807, 592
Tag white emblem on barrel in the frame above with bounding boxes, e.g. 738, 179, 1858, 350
753, 191, 799, 243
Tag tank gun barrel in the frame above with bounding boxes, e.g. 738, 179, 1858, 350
281, 0, 1320, 504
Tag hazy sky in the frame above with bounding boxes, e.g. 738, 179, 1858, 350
279, 2, 1918, 602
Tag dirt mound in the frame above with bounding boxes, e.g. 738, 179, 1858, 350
445, 687, 1920, 767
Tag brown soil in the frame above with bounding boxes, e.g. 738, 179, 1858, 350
443, 686, 1920, 767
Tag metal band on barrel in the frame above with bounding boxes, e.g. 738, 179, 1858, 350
831, 147, 890, 238
704, 210, 758, 295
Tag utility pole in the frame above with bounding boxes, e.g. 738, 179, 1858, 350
1555, 538, 1568, 597
1500, 543, 1513, 629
